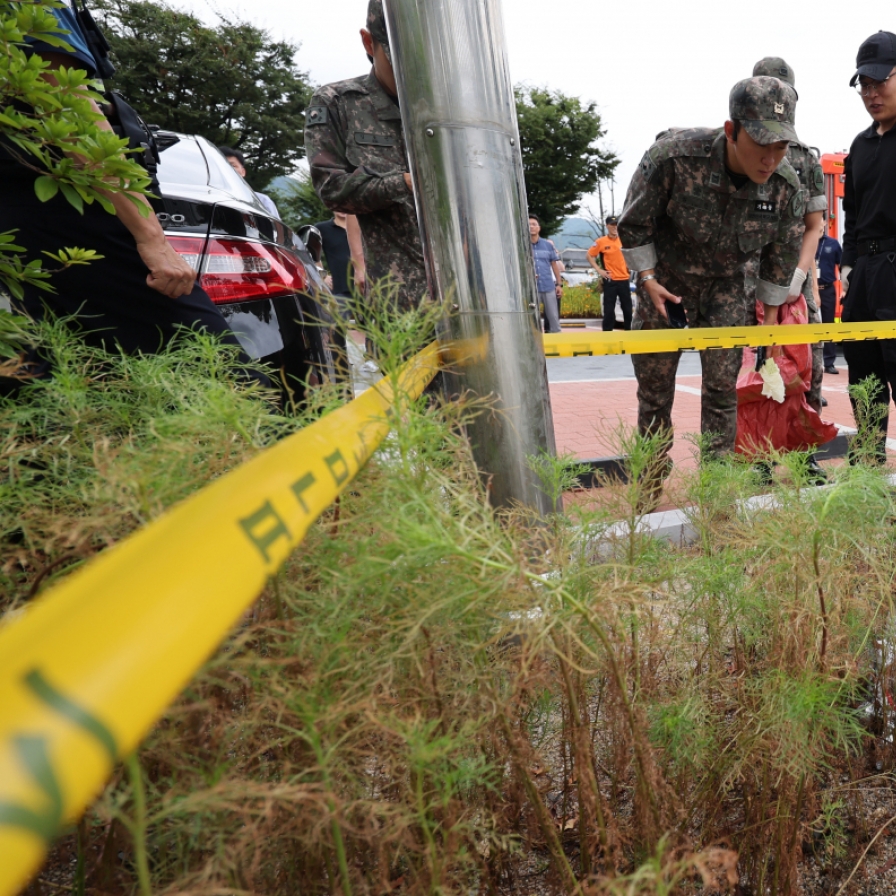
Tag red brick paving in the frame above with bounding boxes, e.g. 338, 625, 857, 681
551, 360, 896, 511
550, 362, 895, 470
350, 326, 894, 504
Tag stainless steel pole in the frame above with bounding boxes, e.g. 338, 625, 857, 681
384, 0, 559, 515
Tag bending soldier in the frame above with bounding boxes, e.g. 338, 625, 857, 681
752, 57, 828, 418
618, 77, 806, 507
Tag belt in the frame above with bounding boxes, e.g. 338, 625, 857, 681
857, 236, 896, 257
817, 282, 832, 289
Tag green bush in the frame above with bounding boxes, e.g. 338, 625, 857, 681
560, 281, 603, 318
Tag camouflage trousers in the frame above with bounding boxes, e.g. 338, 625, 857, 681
631, 269, 753, 461
805, 285, 824, 415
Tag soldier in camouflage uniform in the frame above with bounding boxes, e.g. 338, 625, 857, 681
618, 77, 806, 489
752, 58, 828, 417
304, 0, 427, 315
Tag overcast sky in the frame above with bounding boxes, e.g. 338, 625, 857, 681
176, 0, 884, 217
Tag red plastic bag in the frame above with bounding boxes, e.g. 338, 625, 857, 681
735, 296, 838, 456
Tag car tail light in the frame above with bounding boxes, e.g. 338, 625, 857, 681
166, 235, 308, 304
166, 235, 204, 273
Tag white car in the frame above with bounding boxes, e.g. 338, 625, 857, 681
560, 268, 598, 288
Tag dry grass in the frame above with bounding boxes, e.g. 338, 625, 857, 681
5, 317, 896, 896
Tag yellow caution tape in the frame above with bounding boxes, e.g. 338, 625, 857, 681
543, 321, 896, 357
0, 343, 440, 896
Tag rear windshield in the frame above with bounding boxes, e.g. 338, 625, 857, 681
156, 137, 209, 188
204, 144, 265, 207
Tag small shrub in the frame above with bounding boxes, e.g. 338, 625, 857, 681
560, 282, 603, 318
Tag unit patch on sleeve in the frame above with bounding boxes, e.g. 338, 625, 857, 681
306, 106, 328, 126
639, 149, 658, 183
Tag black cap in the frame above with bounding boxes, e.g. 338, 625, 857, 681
850, 31, 896, 87
605, 215, 618, 225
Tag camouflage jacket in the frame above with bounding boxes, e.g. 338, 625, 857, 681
786, 141, 827, 214
304, 70, 427, 312
618, 127, 806, 306
744, 141, 827, 303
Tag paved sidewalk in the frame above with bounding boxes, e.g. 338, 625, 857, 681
550, 361, 884, 470
548, 318, 896, 470
347, 324, 893, 496
547, 319, 896, 509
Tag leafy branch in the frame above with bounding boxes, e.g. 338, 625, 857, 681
0, 1, 149, 310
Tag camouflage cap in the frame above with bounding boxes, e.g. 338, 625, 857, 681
729, 76, 799, 145
366, 0, 391, 65
752, 56, 798, 98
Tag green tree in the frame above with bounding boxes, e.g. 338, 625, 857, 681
271, 169, 330, 232
515, 85, 619, 237
1, 0, 148, 355
94, 0, 313, 190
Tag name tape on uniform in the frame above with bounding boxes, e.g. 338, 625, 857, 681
0, 343, 440, 896
542, 321, 896, 357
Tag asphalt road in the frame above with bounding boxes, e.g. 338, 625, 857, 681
348, 328, 706, 391
546, 351, 703, 383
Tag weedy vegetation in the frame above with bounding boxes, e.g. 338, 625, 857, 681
4, 311, 896, 896
559, 282, 603, 319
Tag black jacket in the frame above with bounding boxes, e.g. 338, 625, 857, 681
842, 122, 896, 268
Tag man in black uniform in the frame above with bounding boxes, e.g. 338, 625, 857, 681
840, 30, 896, 456
0, 3, 263, 382
815, 220, 843, 374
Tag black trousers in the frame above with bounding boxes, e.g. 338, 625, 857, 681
1, 166, 267, 385
602, 279, 633, 332
841, 252, 896, 453
818, 283, 838, 368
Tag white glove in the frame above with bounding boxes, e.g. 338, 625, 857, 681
841, 265, 852, 295
788, 267, 807, 298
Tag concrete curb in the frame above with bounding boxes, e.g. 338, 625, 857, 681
603, 475, 896, 549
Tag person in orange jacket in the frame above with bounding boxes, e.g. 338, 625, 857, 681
587, 216, 632, 331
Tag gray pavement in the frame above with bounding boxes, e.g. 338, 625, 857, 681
346, 326, 706, 392
547, 351, 702, 384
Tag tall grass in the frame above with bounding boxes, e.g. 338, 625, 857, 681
5, 314, 896, 895
0, 319, 290, 608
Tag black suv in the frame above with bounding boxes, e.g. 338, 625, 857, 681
153, 131, 344, 400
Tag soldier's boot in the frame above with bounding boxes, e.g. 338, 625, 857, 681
805, 455, 828, 486
754, 461, 774, 488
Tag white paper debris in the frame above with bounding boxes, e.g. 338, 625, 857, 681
759, 358, 785, 403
